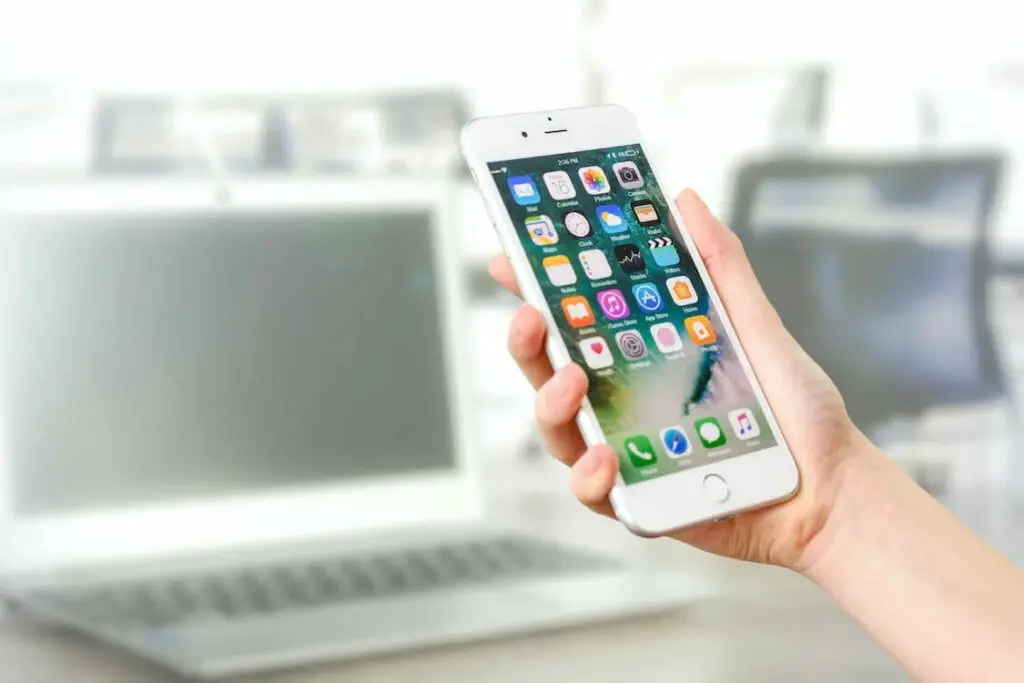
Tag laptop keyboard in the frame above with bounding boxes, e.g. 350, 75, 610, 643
33, 536, 614, 631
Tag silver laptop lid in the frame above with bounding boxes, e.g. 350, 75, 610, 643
0, 180, 481, 575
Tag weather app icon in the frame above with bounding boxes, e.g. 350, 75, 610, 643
596, 204, 628, 234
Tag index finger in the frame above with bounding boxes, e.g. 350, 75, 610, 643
488, 254, 521, 298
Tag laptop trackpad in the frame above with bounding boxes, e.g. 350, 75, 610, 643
147, 588, 551, 664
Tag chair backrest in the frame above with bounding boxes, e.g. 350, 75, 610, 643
727, 154, 1005, 433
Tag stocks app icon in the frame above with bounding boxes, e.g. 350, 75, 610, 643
614, 243, 645, 273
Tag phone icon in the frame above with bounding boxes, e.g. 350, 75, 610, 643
684, 315, 717, 345
648, 236, 680, 267
596, 289, 630, 320
728, 408, 761, 440
543, 171, 576, 200
615, 330, 648, 361
563, 210, 592, 238
543, 255, 577, 286
624, 435, 658, 467
694, 417, 727, 448
508, 175, 540, 205
561, 295, 595, 328
613, 161, 644, 189
579, 249, 613, 280
659, 426, 691, 458
578, 166, 611, 195
631, 199, 660, 226
650, 322, 683, 353
578, 336, 614, 369
614, 243, 645, 273
596, 204, 628, 234
525, 215, 558, 246
631, 282, 663, 313
666, 275, 698, 305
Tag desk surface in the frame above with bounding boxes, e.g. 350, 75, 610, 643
0, 455, 950, 683
6, 430, 1024, 683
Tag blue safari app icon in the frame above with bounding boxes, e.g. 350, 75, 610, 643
659, 426, 691, 458
596, 204, 628, 234
507, 175, 540, 205
631, 282, 663, 313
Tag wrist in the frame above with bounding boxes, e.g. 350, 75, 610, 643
792, 433, 895, 579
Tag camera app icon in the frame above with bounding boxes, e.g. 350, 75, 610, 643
612, 161, 644, 189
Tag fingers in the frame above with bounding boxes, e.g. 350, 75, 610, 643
534, 364, 589, 466
569, 445, 618, 518
488, 254, 521, 298
507, 304, 554, 390
675, 189, 782, 334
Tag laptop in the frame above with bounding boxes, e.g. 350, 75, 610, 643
0, 179, 700, 678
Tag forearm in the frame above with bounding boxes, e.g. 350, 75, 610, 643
804, 440, 1024, 683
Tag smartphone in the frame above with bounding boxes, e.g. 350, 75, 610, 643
462, 105, 799, 535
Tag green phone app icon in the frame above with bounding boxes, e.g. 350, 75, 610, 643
694, 417, 727, 448
624, 434, 658, 467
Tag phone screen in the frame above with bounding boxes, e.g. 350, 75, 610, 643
489, 144, 778, 485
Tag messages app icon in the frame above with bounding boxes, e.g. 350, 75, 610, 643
597, 205, 628, 234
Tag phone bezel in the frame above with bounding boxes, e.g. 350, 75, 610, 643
462, 105, 798, 535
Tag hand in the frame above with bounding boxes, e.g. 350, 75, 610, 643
489, 189, 869, 572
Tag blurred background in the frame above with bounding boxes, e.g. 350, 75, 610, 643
3, 1, 1024, 681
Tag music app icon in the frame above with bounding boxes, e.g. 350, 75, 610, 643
728, 408, 761, 440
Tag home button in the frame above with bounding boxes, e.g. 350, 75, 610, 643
702, 474, 730, 503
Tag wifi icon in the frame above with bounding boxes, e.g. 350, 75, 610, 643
614, 243, 646, 274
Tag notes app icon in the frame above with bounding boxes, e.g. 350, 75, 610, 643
543, 255, 577, 286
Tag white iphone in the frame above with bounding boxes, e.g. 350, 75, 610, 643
462, 105, 799, 535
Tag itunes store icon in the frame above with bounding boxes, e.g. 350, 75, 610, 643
596, 289, 630, 320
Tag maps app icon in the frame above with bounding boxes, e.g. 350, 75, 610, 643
525, 215, 558, 246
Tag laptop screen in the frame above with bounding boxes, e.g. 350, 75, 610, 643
0, 209, 456, 515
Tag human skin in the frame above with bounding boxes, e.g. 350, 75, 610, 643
488, 188, 1024, 683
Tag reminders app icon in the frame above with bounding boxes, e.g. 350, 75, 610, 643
507, 175, 540, 205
